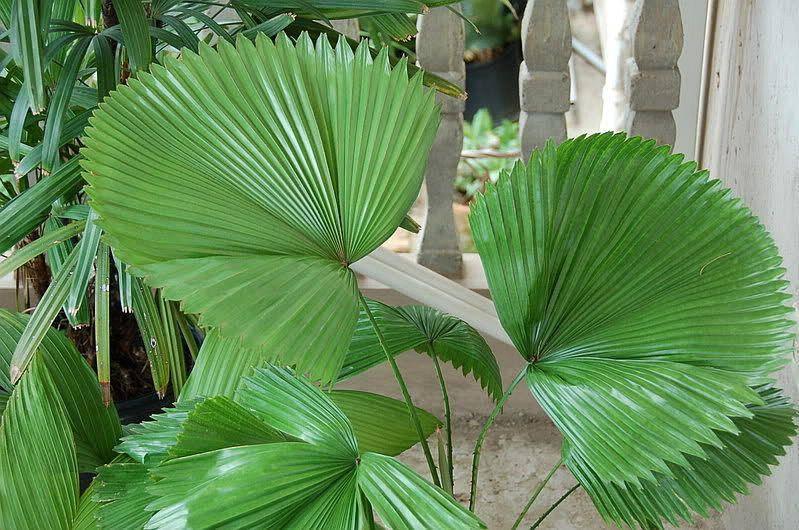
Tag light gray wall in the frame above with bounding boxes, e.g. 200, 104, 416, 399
700, 1, 799, 528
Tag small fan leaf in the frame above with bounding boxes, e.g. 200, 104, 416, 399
340, 298, 503, 401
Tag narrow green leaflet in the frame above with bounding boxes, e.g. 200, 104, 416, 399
66, 208, 102, 318
82, 33, 439, 383
95, 242, 111, 404
16, 109, 93, 176
41, 35, 91, 172
9, 244, 79, 382
130, 276, 170, 397
113, 0, 152, 71
0, 219, 84, 278
469, 134, 796, 511
359, 452, 485, 529
330, 390, 441, 456
158, 294, 186, 395
10, 0, 46, 112
0, 157, 84, 253
340, 298, 503, 401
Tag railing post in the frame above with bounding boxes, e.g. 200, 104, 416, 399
624, 0, 683, 147
519, 0, 572, 159
415, 5, 464, 278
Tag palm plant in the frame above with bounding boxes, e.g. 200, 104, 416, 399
0, 2, 796, 529
0, 0, 463, 403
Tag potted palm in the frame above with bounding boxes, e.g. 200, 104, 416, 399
463, 0, 523, 121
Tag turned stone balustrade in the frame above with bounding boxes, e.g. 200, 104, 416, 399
364, 2, 686, 277
415, 6, 465, 278
623, 0, 683, 147
518, 0, 572, 158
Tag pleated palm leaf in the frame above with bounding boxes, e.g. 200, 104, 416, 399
467, 133, 796, 528
81, 32, 440, 385
0, 310, 121, 530
95, 365, 484, 529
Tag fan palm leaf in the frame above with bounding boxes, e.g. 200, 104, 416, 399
339, 298, 503, 401
468, 133, 796, 526
97, 365, 483, 529
81, 32, 439, 384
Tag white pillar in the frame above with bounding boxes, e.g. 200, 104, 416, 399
415, 5, 465, 278
519, 0, 572, 158
624, 0, 683, 147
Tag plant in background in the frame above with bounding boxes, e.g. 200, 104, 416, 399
456, 108, 519, 201
462, 0, 518, 62
0, 2, 796, 530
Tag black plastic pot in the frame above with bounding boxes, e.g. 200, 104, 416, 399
115, 392, 173, 425
465, 42, 522, 122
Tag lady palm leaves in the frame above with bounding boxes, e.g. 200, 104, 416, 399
97, 365, 482, 529
469, 133, 796, 528
339, 298, 503, 401
81, 33, 440, 383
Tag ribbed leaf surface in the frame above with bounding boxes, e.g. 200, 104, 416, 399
94, 457, 156, 530
527, 359, 760, 486
470, 134, 792, 378
469, 134, 796, 518
0, 310, 121, 471
0, 356, 77, 530
81, 33, 439, 383
570, 386, 797, 529
146, 443, 355, 529
359, 452, 486, 529
236, 365, 359, 457
103, 365, 484, 528
340, 298, 503, 401
330, 390, 441, 456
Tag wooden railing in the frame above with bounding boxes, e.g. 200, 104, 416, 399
410, 0, 684, 278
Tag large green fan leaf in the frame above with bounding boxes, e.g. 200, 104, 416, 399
81, 32, 439, 383
570, 386, 797, 529
0, 310, 121, 471
469, 134, 794, 490
339, 298, 503, 401
102, 365, 482, 529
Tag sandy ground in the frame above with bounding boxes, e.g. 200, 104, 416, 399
397, 415, 725, 530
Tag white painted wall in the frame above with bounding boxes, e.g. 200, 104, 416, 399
700, 1, 799, 528
675, 0, 708, 157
